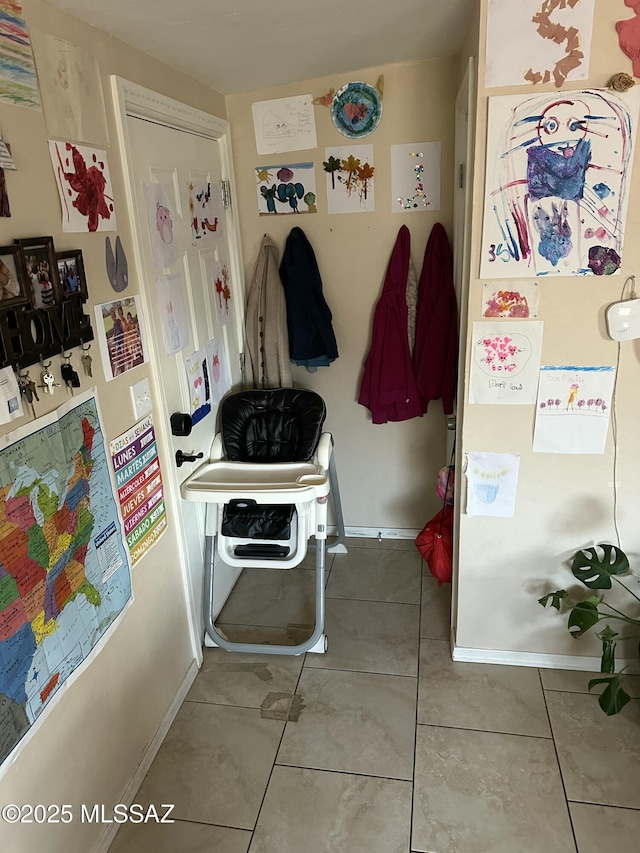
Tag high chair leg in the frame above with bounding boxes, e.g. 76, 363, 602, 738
327, 453, 348, 554
203, 533, 327, 656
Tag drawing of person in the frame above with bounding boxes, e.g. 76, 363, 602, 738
488, 90, 633, 277
566, 383, 579, 410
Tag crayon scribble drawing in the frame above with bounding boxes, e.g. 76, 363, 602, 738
49, 140, 116, 232
533, 365, 616, 454
480, 88, 640, 278
0, 1, 40, 109
255, 162, 317, 215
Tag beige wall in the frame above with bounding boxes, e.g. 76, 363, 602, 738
456, 0, 640, 660
0, 3, 226, 851
227, 58, 458, 532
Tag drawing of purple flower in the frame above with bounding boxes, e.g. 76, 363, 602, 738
555, 398, 561, 408
587, 398, 594, 409
540, 402, 546, 409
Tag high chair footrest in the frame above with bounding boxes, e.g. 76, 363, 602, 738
233, 544, 290, 559
222, 501, 295, 539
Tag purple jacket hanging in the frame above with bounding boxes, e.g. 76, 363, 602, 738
358, 225, 422, 424
413, 223, 458, 415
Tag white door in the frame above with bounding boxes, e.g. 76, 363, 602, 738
113, 81, 246, 658
451, 57, 476, 635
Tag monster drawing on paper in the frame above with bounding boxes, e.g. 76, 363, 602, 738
480, 89, 639, 278
255, 162, 317, 215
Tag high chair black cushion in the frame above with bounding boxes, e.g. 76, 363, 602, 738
221, 388, 326, 463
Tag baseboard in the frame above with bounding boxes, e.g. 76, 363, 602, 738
452, 644, 638, 672
92, 658, 199, 853
329, 525, 419, 540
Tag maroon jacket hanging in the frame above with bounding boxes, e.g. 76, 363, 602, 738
358, 225, 422, 424
413, 223, 458, 415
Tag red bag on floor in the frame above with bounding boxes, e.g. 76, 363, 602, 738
415, 504, 453, 585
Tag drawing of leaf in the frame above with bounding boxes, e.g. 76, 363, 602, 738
322, 155, 342, 189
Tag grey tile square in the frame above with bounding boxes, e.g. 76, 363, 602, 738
412, 725, 575, 853
217, 567, 317, 628
304, 597, 419, 676
546, 691, 640, 809
418, 640, 551, 737
326, 546, 421, 603
187, 646, 304, 708
110, 820, 251, 853
249, 766, 412, 853
277, 668, 416, 780
541, 668, 640, 697
421, 575, 451, 640
570, 802, 640, 853
136, 702, 284, 829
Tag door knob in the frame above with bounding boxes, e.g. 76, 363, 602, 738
171, 412, 192, 436
175, 449, 204, 468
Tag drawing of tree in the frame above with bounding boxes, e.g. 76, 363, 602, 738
323, 156, 342, 189
340, 155, 361, 195
357, 162, 375, 201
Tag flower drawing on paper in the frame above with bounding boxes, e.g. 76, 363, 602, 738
55, 142, 114, 232
214, 263, 231, 317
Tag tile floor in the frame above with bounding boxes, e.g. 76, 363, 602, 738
110, 539, 640, 853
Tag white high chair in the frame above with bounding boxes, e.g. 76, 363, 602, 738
181, 388, 347, 655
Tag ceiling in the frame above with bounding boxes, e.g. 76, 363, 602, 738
45, 0, 475, 95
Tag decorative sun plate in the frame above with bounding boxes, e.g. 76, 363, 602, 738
331, 82, 382, 138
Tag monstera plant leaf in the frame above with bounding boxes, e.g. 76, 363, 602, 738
538, 589, 568, 610
597, 625, 620, 674
567, 595, 602, 637
588, 674, 631, 716
571, 544, 629, 590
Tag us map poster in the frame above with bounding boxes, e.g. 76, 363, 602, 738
0, 390, 132, 773
110, 415, 167, 566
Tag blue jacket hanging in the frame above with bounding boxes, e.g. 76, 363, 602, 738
279, 227, 338, 367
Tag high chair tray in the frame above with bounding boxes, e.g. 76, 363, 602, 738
180, 461, 330, 503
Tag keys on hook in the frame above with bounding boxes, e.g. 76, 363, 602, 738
17, 373, 36, 418
42, 371, 57, 395
61, 362, 81, 389
81, 351, 92, 377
